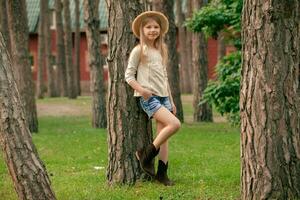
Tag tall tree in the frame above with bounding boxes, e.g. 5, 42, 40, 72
155, 0, 184, 122
55, 0, 67, 97
217, 31, 226, 61
74, 0, 81, 95
37, 0, 46, 99
0, 33, 56, 200
185, 0, 193, 93
192, 0, 212, 122
106, 0, 154, 184
84, 0, 107, 128
241, 0, 300, 199
176, 0, 191, 94
0, 0, 11, 54
63, 0, 77, 99
152, 0, 163, 11
7, 0, 38, 133
45, 0, 56, 97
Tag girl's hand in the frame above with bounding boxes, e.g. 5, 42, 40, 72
171, 102, 177, 115
141, 88, 152, 101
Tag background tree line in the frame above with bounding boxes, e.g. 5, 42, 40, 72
0, 0, 299, 199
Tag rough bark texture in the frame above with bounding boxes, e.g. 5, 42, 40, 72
37, 0, 46, 99
63, 0, 77, 99
217, 31, 226, 61
0, 0, 11, 54
241, 0, 300, 199
106, 0, 154, 185
74, 0, 81, 96
176, 0, 191, 94
192, 0, 212, 122
159, 0, 184, 122
152, 0, 163, 11
84, 0, 107, 128
45, 0, 56, 97
55, 0, 67, 97
185, 0, 193, 93
0, 33, 56, 200
7, 0, 38, 133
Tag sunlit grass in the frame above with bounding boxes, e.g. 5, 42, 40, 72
0, 95, 240, 200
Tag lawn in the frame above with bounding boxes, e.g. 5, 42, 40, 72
0, 95, 241, 200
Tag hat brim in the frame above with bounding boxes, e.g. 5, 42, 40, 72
132, 11, 169, 38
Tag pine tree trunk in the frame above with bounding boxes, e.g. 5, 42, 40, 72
37, 0, 46, 99
0, 33, 56, 200
192, 0, 212, 122
7, 0, 38, 133
74, 0, 81, 96
176, 0, 191, 94
217, 31, 226, 61
106, 0, 153, 184
160, 0, 184, 122
55, 0, 67, 97
152, 0, 163, 11
84, 0, 107, 128
0, 0, 11, 54
241, 0, 300, 199
63, 0, 77, 99
45, 0, 56, 97
185, 0, 193, 93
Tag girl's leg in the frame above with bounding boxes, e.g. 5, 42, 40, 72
135, 106, 179, 178
156, 120, 168, 164
152, 106, 180, 149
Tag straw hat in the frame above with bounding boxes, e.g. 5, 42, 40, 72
132, 11, 169, 38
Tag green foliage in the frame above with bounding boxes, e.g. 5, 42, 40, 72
186, 5, 230, 38
186, 0, 242, 48
200, 51, 241, 125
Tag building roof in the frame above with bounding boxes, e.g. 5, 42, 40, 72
26, 0, 108, 33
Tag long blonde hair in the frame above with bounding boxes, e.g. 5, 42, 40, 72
138, 16, 168, 66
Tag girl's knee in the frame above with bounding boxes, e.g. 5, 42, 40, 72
171, 119, 181, 132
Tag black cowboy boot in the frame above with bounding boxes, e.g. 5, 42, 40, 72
155, 160, 174, 186
136, 144, 160, 177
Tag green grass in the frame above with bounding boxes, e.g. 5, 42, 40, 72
0, 96, 241, 200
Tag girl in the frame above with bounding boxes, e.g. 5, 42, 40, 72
125, 11, 181, 186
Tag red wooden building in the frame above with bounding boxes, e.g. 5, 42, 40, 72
27, 0, 231, 93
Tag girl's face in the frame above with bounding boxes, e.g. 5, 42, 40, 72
142, 19, 161, 44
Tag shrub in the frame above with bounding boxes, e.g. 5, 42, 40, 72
200, 51, 241, 125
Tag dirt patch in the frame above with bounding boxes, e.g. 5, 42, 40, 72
37, 95, 226, 122
37, 104, 90, 117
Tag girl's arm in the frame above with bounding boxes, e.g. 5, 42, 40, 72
164, 65, 176, 115
125, 45, 152, 100
167, 82, 177, 115
128, 80, 152, 100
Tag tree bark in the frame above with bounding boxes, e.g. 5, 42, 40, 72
74, 0, 81, 96
0, 33, 56, 200
84, 0, 107, 128
217, 31, 226, 61
176, 0, 191, 94
63, 0, 77, 99
37, 0, 46, 99
152, 0, 163, 11
192, 0, 212, 122
184, 0, 193, 93
7, 0, 38, 133
45, 0, 56, 97
158, 0, 184, 122
55, 0, 67, 97
106, 0, 154, 185
0, 0, 11, 54
241, 0, 300, 199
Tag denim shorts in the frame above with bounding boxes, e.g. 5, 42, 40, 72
139, 96, 173, 119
